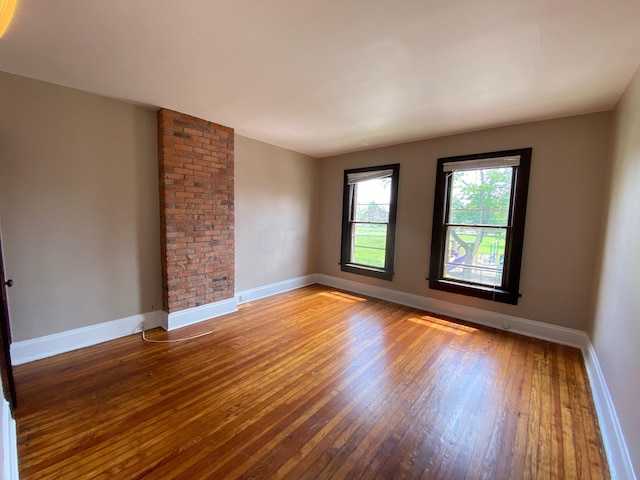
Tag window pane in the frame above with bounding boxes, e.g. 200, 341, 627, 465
351, 223, 387, 268
443, 226, 506, 286
354, 178, 391, 223
449, 167, 512, 226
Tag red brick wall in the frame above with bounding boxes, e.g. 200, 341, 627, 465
157, 109, 234, 313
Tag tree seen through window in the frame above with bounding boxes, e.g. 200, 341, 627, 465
445, 167, 512, 286
429, 148, 531, 304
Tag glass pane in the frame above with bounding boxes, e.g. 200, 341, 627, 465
351, 223, 387, 268
443, 226, 506, 287
448, 167, 512, 226
354, 178, 392, 223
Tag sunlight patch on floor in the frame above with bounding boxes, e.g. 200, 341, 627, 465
318, 291, 367, 303
408, 316, 478, 335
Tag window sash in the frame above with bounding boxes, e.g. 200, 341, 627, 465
442, 163, 516, 290
445, 166, 515, 227
347, 174, 392, 269
443, 166, 515, 289
350, 222, 388, 268
348, 217, 390, 268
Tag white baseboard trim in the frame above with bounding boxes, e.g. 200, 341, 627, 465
315, 274, 586, 348
8, 276, 309, 364
11, 310, 164, 366
10, 297, 240, 364
1, 398, 18, 480
583, 340, 637, 480
164, 297, 237, 331
236, 274, 317, 305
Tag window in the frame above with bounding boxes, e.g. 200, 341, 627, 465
428, 148, 531, 304
340, 164, 400, 281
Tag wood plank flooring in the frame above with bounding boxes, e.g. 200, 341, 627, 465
14, 284, 610, 479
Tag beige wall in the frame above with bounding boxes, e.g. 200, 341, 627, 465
591, 66, 640, 474
0, 69, 618, 345
0, 73, 322, 341
235, 135, 319, 291
0, 62, 635, 473
0, 72, 162, 341
318, 112, 611, 331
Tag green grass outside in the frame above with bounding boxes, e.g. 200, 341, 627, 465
352, 224, 386, 267
350, 226, 506, 269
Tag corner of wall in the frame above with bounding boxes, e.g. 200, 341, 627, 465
582, 338, 637, 480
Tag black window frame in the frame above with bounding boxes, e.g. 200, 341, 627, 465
340, 164, 400, 281
428, 148, 531, 305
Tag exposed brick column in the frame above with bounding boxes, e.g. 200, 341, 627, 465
157, 109, 234, 314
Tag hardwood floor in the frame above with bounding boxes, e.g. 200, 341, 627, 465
14, 284, 610, 479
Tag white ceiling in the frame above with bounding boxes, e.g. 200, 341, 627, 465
1, 0, 639, 157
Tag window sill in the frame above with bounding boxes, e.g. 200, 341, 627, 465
341, 263, 394, 281
428, 278, 520, 305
